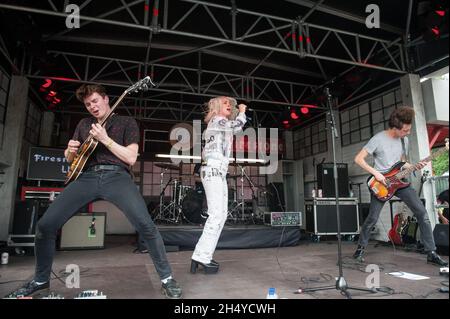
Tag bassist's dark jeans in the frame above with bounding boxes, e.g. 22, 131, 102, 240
358, 186, 436, 252
34, 166, 172, 282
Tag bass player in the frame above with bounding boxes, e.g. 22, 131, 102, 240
353, 106, 448, 266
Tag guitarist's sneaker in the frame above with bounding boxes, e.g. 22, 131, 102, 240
4, 280, 49, 298
427, 251, 449, 266
352, 245, 365, 262
161, 278, 182, 299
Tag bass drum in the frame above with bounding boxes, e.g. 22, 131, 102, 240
182, 188, 208, 224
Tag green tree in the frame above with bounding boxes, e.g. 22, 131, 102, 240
432, 147, 449, 176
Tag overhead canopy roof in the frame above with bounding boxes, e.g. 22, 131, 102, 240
0, 0, 448, 126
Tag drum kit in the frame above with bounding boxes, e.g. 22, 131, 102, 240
152, 163, 207, 225
152, 162, 268, 225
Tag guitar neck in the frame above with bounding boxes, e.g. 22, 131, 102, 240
396, 147, 448, 179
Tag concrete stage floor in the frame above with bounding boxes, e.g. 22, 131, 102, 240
0, 235, 448, 299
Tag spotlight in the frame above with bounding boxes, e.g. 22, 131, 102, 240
300, 107, 309, 114
290, 109, 299, 120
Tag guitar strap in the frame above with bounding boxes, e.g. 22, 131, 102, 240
401, 138, 408, 161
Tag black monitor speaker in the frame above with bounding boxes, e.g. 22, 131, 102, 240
433, 224, 449, 256
266, 183, 285, 212
12, 200, 49, 235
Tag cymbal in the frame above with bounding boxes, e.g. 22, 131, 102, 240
155, 163, 180, 171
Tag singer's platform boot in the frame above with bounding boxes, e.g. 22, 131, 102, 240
190, 259, 219, 274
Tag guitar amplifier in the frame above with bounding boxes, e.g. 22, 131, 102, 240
305, 198, 359, 235
264, 212, 302, 227
60, 213, 106, 250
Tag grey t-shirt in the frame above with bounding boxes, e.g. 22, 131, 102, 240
363, 131, 408, 172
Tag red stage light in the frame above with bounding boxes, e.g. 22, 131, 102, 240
282, 120, 289, 125
432, 27, 440, 35
290, 110, 299, 120
49, 91, 57, 97
436, 10, 445, 17
41, 79, 52, 89
300, 107, 309, 114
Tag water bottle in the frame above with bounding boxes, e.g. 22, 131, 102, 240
1, 252, 9, 265
266, 287, 278, 299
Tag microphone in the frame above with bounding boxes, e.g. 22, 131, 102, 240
236, 105, 254, 112
236, 105, 253, 122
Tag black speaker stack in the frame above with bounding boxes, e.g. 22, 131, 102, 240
316, 163, 350, 198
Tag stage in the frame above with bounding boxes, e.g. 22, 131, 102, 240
0, 235, 448, 299
155, 225, 301, 251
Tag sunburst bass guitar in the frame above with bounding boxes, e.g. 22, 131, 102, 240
367, 138, 448, 202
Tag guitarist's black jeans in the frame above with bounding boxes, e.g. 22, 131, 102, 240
34, 166, 172, 283
359, 186, 436, 252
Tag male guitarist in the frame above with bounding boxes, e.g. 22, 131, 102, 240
6, 84, 183, 299
353, 106, 448, 266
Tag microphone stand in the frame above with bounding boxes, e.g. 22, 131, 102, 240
298, 88, 377, 299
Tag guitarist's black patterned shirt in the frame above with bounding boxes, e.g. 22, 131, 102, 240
72, 114, 140, 170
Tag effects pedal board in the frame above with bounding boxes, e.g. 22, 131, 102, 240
264, 212, 302, 227
74, 290, 107, 299
42, 293, 65, 299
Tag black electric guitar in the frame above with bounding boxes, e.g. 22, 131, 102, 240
65, 76, 154, 184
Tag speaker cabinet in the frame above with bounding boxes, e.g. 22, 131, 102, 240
267, 183, 285, 212
433, 224, 449, 256
305, 198, 359, 235
60, 213, 106, 250
317, 163, 350, 198
12, 200, 49, 235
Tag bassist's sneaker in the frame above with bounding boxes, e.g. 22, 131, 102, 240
4, 280, 49, 298
353, 245, 365, 262
427, 251, 448, 266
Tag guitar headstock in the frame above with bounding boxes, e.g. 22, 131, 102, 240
125, 76, 156, 94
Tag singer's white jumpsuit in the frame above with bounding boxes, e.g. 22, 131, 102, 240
192, 112, 246, 264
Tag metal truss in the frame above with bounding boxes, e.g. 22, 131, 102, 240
0, 0, 407, 76
57, 90, 280, 126
0, 0, 409, 127
27, 50, 317, 109
284, 0, 404, 35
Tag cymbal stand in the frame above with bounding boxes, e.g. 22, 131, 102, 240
240, 166, 263, 224
228, 164, 256, 223
239, 164, 263, 224
153, 168, 169, 221
154, 170, 179, 223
